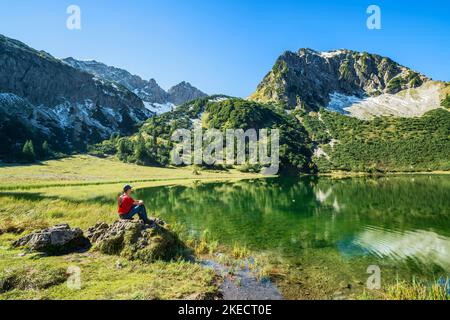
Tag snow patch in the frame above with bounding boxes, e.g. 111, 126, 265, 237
143, 101, 175, 115
103, 107, 121, 121
0, 93, 24, 105
319, 50, 346, 59
326, 82, 443, 119
53, 103, 72, 128
327, 92, 362, 114
209, 96, 229, 103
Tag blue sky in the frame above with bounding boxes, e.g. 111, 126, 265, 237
0, 0, 449, 97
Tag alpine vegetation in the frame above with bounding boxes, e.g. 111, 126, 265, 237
171, 127, 280, 175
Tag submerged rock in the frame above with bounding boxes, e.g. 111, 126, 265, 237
12, 224, 90, 254
202, 259, 283, 300
86, 219, 184, 263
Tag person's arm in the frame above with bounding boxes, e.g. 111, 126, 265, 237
127, 196, 142, 206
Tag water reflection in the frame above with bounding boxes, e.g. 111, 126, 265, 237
353, 226, 450, 270
136, 175, 450, 273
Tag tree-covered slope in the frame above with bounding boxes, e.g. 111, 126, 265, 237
302, 108, 450, 172
91, 92, 450, 174
90, 96, 314, 173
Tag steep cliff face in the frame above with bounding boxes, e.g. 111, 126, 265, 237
168, 81, 207, 106
0, 34, 151, 158
62, 57, 170, 104
62, 58, 206, 114
250, 48, 429, 112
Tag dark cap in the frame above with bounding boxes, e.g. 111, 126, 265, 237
123, 185, 133, 192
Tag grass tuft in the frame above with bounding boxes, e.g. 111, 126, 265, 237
231, 243, 250, 259
0, 265, 67, 293
383, 278, 449, 300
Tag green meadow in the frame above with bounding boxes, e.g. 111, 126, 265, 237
0, 155, 258, 300
0, 156, 449, 300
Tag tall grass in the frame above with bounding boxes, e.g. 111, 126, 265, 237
384, 278, 449, 300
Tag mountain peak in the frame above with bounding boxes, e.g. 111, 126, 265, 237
168, 81, 207, 105
63, 58, 207, 109
169, 81, 194, 91
297, 48, 318, 55
251, 48, 429, 113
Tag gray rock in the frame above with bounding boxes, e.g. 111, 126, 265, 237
12, 224, 90, 253
168, 81, 207, 106
251, 48, 428, 111
86, 220, 152, 247
85, 221, 109, 243
86, 218, 181, 263
63, 57, 171, 105
86, 218, 166, 243
63, 58, 207, 111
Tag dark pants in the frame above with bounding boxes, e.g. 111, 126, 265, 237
120, 205, 150, 223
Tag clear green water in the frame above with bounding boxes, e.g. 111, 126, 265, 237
136, 175, 450, 292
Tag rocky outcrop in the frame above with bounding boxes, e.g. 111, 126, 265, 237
250, 48, 428, 112
168, 81, 207, 106
12, 224, 90, 254
10, 219, 181, 262
63, 57, 170, 105
86, 219, 184, 263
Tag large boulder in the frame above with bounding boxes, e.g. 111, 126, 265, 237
86, 219, 185, 263
12, 224, 90, 254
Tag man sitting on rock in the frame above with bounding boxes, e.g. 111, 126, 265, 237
118, 185, 151, 224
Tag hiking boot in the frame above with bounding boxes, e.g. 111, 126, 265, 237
143, 219, 154, 226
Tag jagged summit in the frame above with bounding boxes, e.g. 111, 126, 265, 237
63, 58, 206, 114
62, 57, 170, 105
168, 81, 207, 106
248, 47, 447, 118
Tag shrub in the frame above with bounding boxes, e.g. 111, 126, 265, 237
21, 140, 36, 162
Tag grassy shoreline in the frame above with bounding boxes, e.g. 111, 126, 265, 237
316, 170, 450, 179
1, 155, 448, 300
0, 155, 261, 300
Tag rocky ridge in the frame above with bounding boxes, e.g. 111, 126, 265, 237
250, 48, 438, 117
62, 58, 207, 114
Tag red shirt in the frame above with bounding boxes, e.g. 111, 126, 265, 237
118, 194, 134, 215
